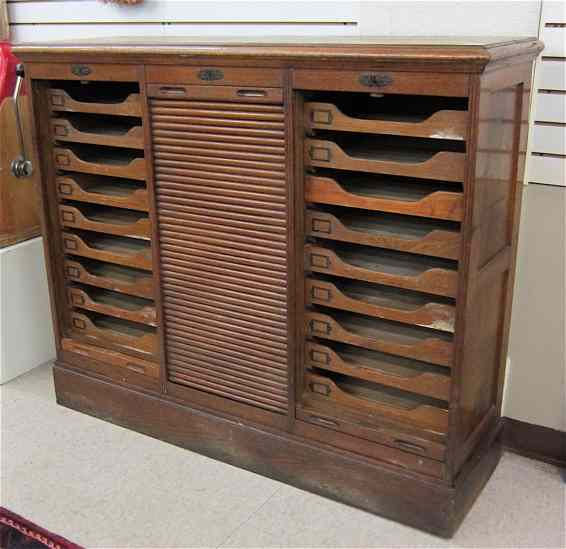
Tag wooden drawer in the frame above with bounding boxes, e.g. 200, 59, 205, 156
305, 138, 466, 183
62, 232, 152, 271
61, 338, 160, 381
67, 286, 156, 326
69, 311, 157, 356
306, 311, 453, 367
59, 204, 151, 240
306, 341, 450, 400
53, 146, 146, 181
147, 84, 283, 103
305, 102, 468, 141
306, 209, 460, 260
56, 175, 149, 212
305, 371, 449, 434
305, 244, 458, 298
296, 403, 446, 465
146, 65, 283, 87
48, 88, 142, 117
51, 116, 144, 149
293, 69, 469, 97
29, 63, 140, 82
64, 258, 154, 299
306, 174, 464, 222
306, 278, 455, 332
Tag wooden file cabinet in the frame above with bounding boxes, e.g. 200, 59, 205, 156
15, 37, 542, 536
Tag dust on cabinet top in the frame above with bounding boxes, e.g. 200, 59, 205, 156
14, 36, 543, 73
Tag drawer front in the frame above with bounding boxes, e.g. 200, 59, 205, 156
146, 66, 283, 87
304, 372, 449, 434
51, 118, 145, 149
29, 63, 140, 81
293, 69, 469, 97
306, 278, 456, 333
61, 338, 160, 385
147, 84, 283, 103
305, 101, 468, 141
305, 138, 466, 183
305, 310, 453, 368
305, 175, 464, 222
306, 209, 461, 260
48, 89, 141, 117
305, 341, 451, 401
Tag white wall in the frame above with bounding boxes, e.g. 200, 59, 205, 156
6, 0, 565, 431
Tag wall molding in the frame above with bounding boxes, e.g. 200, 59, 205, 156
502, 417, 566, 468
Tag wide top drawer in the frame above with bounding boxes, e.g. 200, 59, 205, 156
28, 63, 139, 82
293, 69, 469, 97
146, 66, 283, 87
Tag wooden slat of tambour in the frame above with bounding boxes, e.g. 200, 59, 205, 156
154, 153, 285, 172
153, 138, 285, 155
168, 350, 286, 388
154, 146, 285, 165
157, 205, 286, 231
155, 162, 284, 180
161, 245, 286, 279
151, 97, 288, 414
160, 231, 287, 261
166, 332, 287, 371
163, 286, 285, 321
158, 191, 286, 221
156, 167, 284, 186
168, 370, 287, 413
157, 186, 286, 210
165, 298, 286, 334
161, 261, 286, 297
163, 281, 285, 314
152, 121, 285, 139
167, 338, 287, 381
167, 354, 287, 395
153, 131, 285, 148
159, 217, 286, 242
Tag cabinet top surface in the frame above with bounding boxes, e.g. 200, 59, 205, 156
14, 36, 542, 70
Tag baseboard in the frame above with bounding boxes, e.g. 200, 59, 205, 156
502, 417, 565, 468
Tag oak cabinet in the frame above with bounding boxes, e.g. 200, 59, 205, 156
16, 36, 542, 537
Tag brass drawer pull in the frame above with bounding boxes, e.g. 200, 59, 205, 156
310, 381, 331, 397
237, 89, 267, 97
71, 64, 92, 77
198, 68, 224, 81
309, 319, 331, 336
359, 73, 393, 88
310, 285, 331, 302
308, 414, 338, 427
309, 146, 332, 162
310, 217, 332, 234
393, 439, 427, 454
159, 86, 187, 96
309, 349, 329, 365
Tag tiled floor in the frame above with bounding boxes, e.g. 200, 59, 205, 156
1, 364, 564, 548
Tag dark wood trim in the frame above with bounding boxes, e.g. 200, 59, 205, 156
502, 417, 566, 468
53, 363, 503, 538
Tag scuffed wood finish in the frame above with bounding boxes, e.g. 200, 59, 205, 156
306, 175, 464, 222
305, 102, 468, 140
0, 97, 41, 248
56, 174, 149, 212
305, 244, 458, 298
306, 209, 461, 260
21, 37, 541, 537
305, 138, 466, 183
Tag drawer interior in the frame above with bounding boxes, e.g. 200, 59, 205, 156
50, 80, 140, 105
306, 92, 467, 124
57, 143, 144, 166
54, 113, 142, 136
59, 174, 147, 198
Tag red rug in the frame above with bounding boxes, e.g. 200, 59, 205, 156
0, 507, 82, 549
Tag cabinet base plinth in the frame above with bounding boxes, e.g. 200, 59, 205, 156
53, 364, 502, 538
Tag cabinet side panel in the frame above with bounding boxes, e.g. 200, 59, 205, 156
452, 63, 533, 472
